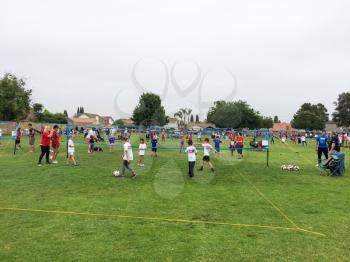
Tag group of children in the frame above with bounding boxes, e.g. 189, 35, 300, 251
117, 136, 230, 178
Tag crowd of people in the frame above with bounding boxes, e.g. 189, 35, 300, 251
2, 123, 348, 178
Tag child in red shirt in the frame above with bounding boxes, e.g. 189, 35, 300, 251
15, 128, 22, 149
51, 125, 60, 164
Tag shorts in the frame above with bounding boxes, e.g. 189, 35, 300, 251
230, 145, 235, 151
15, 140, 20, 144
215, 148, 220, 152
203, 155, 210, 162
68, 151, 75, 156
152, 148, 157, 152
29, 137, 35, 145
52, 143, 60, 149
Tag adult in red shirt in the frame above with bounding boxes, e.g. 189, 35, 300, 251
51, 125, 60, 164
38, 126, 52, 166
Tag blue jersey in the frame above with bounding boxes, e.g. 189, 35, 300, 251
317, 135, 328, 149
151, 139, 158, 149
214, 139, 222, 149
108, 137, 116, 144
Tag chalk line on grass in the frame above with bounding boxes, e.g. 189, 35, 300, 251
0, 207, 325, 237
236, 170, 299, 229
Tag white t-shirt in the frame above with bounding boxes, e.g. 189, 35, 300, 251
0, 129, 2, 137
87, 130, 96, 139
185, 146, 197, 162
68, 139, 75, 153
202, 143, 214, 156
139, 144, 147, 156
301, 136, 306, 142
123, 142, 133, 161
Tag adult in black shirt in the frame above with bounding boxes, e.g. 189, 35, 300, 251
329, 132, 340, 152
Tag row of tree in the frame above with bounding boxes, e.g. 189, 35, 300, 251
174, 108, 200, 127
1, 73, 349, 129
291, 93, 350, 130
206, 100, 273, 128
0, 74, 68, 123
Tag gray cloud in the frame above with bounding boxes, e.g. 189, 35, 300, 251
1, 0, 349, 121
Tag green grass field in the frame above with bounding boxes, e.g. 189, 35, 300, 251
0, 135, 349, 261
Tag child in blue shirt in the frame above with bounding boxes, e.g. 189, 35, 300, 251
151, 135, 158, 157
108, 136, 116, 153
213, 136, 222, 158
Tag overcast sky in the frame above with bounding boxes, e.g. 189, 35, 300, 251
1, 0, 349, 121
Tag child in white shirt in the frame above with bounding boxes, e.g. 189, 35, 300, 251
198, 138, 215, 172
121, 138, 137, 177
185, 140, 197, 177
67, 135, 77, 166
138, 138, 147, 167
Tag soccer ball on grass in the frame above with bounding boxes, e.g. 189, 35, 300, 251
112, 170, 121, 177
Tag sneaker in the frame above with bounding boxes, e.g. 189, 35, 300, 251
211, 168, 215, 172
132, 173, 137, 177
38, 164, 42, 167
53, 161, 58, 164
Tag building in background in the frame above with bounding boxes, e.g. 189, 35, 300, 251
69, 113, 114, 126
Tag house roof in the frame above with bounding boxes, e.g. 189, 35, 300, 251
270, 123, 295, 131
80, 113, 99, 118
69, 117, 96, 124
101, 116, 114, 119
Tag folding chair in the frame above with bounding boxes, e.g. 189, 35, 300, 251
319, 152, 345, 176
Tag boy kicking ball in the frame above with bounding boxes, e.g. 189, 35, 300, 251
120, 137, 137, 177
198, 138, 216, 172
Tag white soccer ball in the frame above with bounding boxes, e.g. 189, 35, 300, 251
113, 170, 120, 177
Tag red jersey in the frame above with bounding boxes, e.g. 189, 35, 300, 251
52, 131, 60, 146
237, 136, 244, 145
16, 131, 21, 140
41, 132, 51, 146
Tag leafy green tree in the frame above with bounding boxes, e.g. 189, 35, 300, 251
291, 103, 328, 130
297, 103, 328, 123
0, 73, 32, 121
63, 110, 68, 117
40, 109, 67, 124
32, 103, 44, 121
190, 114, 194, 122
291, 111, 324, 130
132, 93, 168, 126
207, 100, 265, 129
261, 117, 274, 128
332, 92, 350, 127
113, 119, 125, 127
